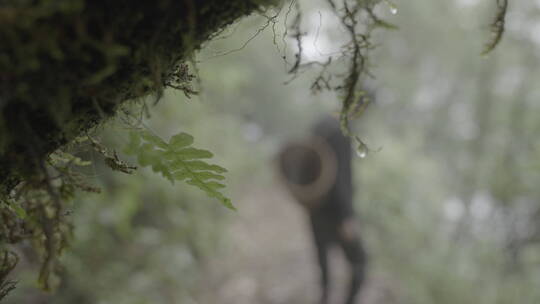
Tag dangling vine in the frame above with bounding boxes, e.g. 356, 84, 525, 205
286, 0, 396, 157
482, 0, 508, 55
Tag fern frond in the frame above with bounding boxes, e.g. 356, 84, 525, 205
124, 131, 233, 209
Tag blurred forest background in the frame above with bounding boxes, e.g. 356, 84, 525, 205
6, 0, 540, 303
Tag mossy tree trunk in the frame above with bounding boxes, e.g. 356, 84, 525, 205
0, 0, 275, 195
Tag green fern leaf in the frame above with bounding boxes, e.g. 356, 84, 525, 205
183, 160, 227, 173
170, 132, 194, 150
140, 131, 168, 149
172, 147, 213, 159
125, 130, 233, 209
205, 181, 226, 189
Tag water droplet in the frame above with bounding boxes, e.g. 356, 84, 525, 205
356, 144, 368, 158
356, 149, 367, 158
385, 0, 398, 15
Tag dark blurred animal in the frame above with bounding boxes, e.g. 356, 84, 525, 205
277, 116, 367, 304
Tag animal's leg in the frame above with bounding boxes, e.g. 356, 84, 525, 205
310, 216, 331, 304
338, 218, 367, 304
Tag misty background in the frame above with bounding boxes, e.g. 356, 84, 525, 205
6, 0, 540, 303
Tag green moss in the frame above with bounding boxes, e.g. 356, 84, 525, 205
0, 0, 274, 192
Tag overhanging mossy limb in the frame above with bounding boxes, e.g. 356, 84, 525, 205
0, 0, 276, 194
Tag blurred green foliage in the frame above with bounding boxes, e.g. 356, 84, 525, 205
356, 1, 540, 302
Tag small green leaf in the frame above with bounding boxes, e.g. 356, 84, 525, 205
169, 132, 194, 150
184, 160, 227, 173
140, 131, 168, 149
137, 143, 162, 166
220, 198, 235, 210
173, 171, 190, 181
170, 160, 227, 173
185, 179, 234, 210
162, 170, 175, 183
151, 163, 173, 182
174, 147, 213, 159
205, 181, 226, 189
193, 172, 225, 181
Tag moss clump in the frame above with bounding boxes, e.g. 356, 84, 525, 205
0, 0, 274, 192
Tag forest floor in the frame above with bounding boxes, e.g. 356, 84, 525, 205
198, 180, 400, 304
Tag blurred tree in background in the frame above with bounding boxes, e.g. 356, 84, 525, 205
355, 1, 540, 303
